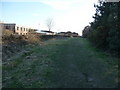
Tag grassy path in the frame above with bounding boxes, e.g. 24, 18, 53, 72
2, 38, 118, 88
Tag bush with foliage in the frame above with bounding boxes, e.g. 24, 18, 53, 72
85, 1, 120, 57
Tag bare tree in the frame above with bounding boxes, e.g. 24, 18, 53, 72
46, 18, 54, 31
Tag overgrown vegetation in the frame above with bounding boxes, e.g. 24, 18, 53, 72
2, 38, 118, 88
82, 1, 120, 57
2, 29, 41, 45
2, 30, 41, 61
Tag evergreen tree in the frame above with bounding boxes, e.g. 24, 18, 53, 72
87, 1, 120, 57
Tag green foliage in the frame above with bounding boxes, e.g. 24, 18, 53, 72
108, 29, 120, 52
88, 26, 109, 48
87, 2, 120, 57
82, 26, 91, 38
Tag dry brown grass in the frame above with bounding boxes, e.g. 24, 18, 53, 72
2, 30, 41, 44
2, 29, 13, 36
26, 34, 41, 44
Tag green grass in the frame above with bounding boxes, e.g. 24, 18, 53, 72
2, 38, 119, 88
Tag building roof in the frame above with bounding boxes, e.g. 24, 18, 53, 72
1, 23, 16, 26
41, 30, 54, 33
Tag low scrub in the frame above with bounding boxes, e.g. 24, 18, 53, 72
2, 30, 41, 61
26, 34, 41, 44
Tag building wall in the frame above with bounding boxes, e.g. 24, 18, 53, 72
2, 23, 36, 35
15, 26, 31, 35
2, 23, 16, 32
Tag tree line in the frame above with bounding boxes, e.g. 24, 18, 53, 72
82, 1, 120, 57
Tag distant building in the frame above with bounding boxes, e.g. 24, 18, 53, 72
65, 31, 73, 36
57, 32, 66, 36
72, 32, 79, 37
15, 26, 37, 35
1, 23, 37, 35
41, 30, 55, 35
2, 23, 16, 33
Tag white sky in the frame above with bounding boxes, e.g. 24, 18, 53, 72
2, 0, 98, 35
37, 0, 98, 35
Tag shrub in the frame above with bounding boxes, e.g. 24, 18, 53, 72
88, 26, 109, 49
2, 29, 13, 36
26, 34, 41, 44
107, 29, 120, 56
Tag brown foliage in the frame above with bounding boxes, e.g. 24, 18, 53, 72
26, 34, 41, 44
2, 29, 41, 45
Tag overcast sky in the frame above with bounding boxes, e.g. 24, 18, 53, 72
1, 0, 98, 35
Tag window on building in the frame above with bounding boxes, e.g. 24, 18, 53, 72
17, 27, 19, 30
21, 27, 22, 31
6, 26, 9, 29
24, 28, 25, 31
